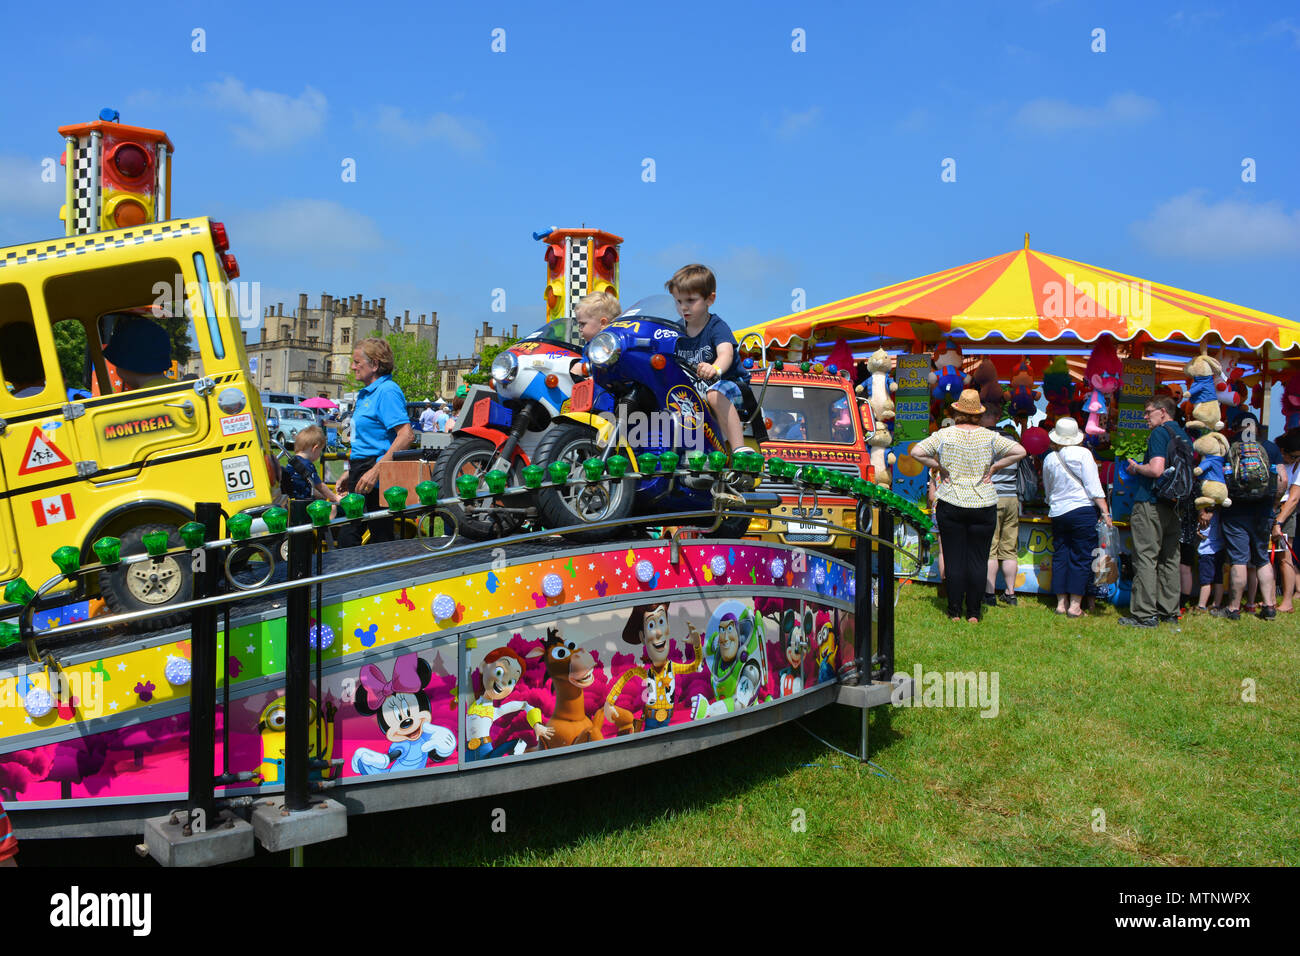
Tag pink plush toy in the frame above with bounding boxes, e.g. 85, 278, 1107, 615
1283, 366, 1300, 430
1081, 337, 1122, 436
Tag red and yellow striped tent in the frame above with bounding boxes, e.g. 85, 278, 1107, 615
737, 240, 1300, 380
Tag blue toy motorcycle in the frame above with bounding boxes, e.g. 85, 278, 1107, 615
537, 296, 773, 542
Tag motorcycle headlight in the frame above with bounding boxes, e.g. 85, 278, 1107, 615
491, 351, 518, 385
587, 331, 621, 368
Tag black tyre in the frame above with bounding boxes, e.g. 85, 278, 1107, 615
432, 435, 525, 542
706, 513, 754, 539
534, 423, 635, 543
98, 523, 193, 630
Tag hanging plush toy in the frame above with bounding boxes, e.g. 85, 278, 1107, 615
1214, 351, 1245, 408
1006, 359, 1039, 422
1041, 355, 1074, 424
1082, 337, 1122, 436
1282, 366, 1300, 430
972, 357, 1005, 420
855, 347, 897, 426
868, 425, 896, 488
1183, 348, 1223, 434
1192, 432, 1231, 510
928, 340, 968, 405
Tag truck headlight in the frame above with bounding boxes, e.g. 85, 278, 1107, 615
491, 351, 518, 385
587, 331, 621, 367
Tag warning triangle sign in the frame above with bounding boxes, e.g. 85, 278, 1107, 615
19, 427, 72, 475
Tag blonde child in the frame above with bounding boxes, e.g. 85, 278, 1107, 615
281, 425, 341, 504
570, 291, 621, 377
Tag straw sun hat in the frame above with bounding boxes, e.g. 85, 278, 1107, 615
950, 389, 985, 416
1048, 417, 1085, 446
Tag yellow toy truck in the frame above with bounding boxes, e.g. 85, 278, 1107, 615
0, 216, 275, 618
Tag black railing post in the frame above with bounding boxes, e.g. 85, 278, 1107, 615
284, 500, 312, 812
875, 508, 896, 681
187, 503, 222, 828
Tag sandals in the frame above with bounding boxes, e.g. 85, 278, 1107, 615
1067, 610, 1084, 619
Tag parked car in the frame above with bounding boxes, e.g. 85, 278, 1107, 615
265, 405, 320, 448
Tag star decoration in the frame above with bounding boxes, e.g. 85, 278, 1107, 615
110, 701, 118, 711
117, 662, 126, 671
246, 644, 256, 654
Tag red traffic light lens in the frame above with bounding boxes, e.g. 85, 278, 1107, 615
112, 200, 148, 227
112, 144, 150, 180
221, 254, 240, 279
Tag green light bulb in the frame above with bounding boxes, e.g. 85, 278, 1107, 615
522, 466, 545, 490
658, 451, 679, 474
340, 493, 366, 518
606, 454, 629, 478
416, 481, 439, 506
142, 529, 171, 556
582, 458, 605, 481
0, 621, 18, 649
548, 461, 571, 484
456, 474, 480, 500
51, 545, 81, 576
483, 471, 508, 495
636, 453, 659, 474
4, 578, 36, 606
384, 486, 408, 511
226, 514, 252, 541
93, 537, 121, 565
306, 499, 333, 527
687, 452, 707, 473
707, 450, 729, 472
179, 521, 208, 548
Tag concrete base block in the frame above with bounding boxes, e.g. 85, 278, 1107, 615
834, 680, 899, 709
144, 812, 255, 867
251, 797, 348, 853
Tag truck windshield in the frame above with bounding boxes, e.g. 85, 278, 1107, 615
762, 386, 859, 444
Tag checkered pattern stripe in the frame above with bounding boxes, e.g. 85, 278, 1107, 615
72, 139, 97, 235
0, 222, 204, 271
567, 240, 589, 317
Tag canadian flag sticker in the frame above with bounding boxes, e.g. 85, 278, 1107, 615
32, 493, 76, 527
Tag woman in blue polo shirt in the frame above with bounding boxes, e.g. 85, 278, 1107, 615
337, 339, 413, 548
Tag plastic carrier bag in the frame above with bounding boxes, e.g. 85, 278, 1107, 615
1092, 519, 1121, 588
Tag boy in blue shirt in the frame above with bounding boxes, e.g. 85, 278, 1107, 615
666, 264, 749, 452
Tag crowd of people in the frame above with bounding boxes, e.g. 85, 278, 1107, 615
915, 388, 1300, 626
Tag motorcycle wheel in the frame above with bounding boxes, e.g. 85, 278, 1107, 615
534, 422, 635, 543
432, 435, 526, 542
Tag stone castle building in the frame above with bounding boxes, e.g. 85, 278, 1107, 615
230, 293, 516, 403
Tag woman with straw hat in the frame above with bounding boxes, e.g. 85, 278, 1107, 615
911, 389, 1027, 623
1042, 417, 1112, 618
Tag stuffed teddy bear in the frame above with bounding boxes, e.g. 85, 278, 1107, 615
1005, 359, 1039, 421
855, 347, 897, 425
1193, 431, 1232, 510
867, 424, 896, 488
1183, 348, 1223, 434
970, 356, 1005, 420
928, 340, 968, 405
1041, 355, 1073, 424
1082, 337, 1123, 436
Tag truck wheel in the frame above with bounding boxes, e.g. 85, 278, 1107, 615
432, 435, 524, 542
534, 423, 635, 543
98, 523, 193, 630
706, 514, 754, 540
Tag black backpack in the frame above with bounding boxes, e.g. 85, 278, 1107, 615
1152, 423, 1195, 505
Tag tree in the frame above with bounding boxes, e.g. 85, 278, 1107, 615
343, 333, 441, 401
463, 339, 518, 386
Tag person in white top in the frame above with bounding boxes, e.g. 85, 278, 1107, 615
1274, 428, 1300, 612
1041, 417, 1112, 618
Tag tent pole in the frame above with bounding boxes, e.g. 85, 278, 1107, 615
1261, 344, 1271, 435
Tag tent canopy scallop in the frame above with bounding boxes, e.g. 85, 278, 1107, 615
738, 245, 1300, 358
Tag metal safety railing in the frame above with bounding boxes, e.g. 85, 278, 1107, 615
0, 452, 934, 836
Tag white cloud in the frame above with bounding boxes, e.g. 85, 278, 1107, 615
767, 107, 822, 141
1267, 17, 1300, 48
1131, 190, 1300, 259
233, 199, 385, 258
206, 78, 328, 151
367, 105, 485, 153
1013, 92, 1159, 132
0, 155, 62, 211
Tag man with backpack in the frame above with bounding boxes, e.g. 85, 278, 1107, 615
1213, 414, 1283, 621
1120, 396, 1193, 627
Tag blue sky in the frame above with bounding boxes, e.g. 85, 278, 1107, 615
1, 0, 1297, 365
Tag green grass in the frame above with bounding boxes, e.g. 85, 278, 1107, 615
18, 586, 1298, 866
